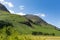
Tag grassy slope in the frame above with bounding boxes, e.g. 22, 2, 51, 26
0, 10, 60, 36
0, 11, 60, 40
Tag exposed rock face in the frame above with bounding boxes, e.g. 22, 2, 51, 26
24, 15, 47, 25
0, 3, 9, 12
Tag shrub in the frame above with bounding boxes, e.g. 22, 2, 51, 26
0, 20, 13, 29
32, 31, 43, 35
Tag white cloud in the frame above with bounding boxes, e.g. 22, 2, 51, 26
9, 10, 15, 13
0, 0, 4, 2
55, 22, 60, 28
40, 14, 45, 17
19, 5, 24, 10
0, 0, 14, 7
9, 10, 26, 16
16, 12, 26, 16
5, 2, 14, 7
34, 13, 46, 17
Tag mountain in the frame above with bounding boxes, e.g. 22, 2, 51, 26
0, 3, 60, 38
0, 3, 9, 12
24, 15, 47, 25
24, 15, 57, 29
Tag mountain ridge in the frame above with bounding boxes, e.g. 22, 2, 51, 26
0, 3, 9, 12
0, 3, 60, 36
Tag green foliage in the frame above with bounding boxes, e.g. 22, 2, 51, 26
0, 3, 60, 40
0, 10, 60, 36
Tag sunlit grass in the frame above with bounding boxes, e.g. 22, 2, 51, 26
5, 35, 60, 40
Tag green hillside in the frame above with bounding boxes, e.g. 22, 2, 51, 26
0, 3, 60, 39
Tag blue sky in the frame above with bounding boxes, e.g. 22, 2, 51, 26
0, 0, 60, 28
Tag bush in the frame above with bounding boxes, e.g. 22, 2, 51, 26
19, 21, 32, 27
32, 31, 55, 36
32, 31, 43, 35
0, 20, 13, 29
6, 30, 11, 35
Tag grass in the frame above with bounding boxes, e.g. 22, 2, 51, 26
0, 10, 60, 36
0, 35, 60, 40
0, 4, 60, 40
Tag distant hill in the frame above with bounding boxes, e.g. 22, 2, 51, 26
0, 3, 60, 37
24, 15, 48, 25
24, 15, 57, 29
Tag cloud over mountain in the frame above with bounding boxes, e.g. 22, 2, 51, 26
0, 0, 14, 7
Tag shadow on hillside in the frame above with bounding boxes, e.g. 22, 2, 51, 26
32, 31, 55, 36
0, 20, 13, 29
